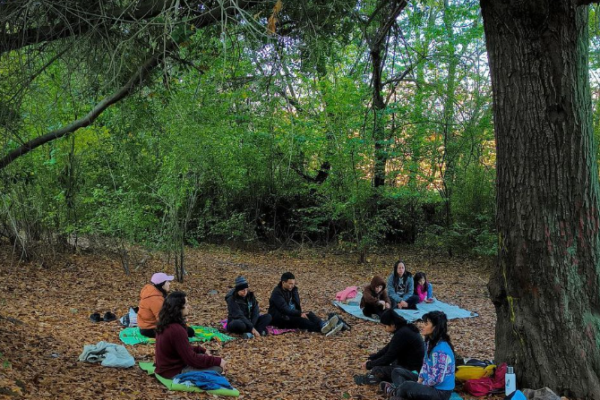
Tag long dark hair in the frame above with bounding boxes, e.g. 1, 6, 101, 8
393, 260, 411, 286
156, 291, 187, 334
380, 309, 420, 334
422, 311, 453, 357
154, 282, 168, 298
414, 272, 428, 289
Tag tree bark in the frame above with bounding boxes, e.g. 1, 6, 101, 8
481, 0, 600, 397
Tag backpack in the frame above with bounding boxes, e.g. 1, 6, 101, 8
119, 307, 139, 327
464, 363, 507, 397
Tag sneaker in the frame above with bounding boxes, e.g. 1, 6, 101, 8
325, 322, 344, 337
353, 374, 378, 385
260, 330, 267, 337
329, 312, 351, 331
378, 381, 395, 396
320, 315, 339, 334
242, 332, 254, 339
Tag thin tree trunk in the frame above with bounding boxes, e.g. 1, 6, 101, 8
481, 0, 600, 396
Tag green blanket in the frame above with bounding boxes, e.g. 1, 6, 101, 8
139, 362, 240, 397
120, 326, 234, 345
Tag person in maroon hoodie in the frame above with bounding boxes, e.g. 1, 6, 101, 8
155, 291, 227, 378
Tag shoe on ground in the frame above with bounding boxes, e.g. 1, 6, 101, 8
242, 332, 254, 339
103, 312, 117, 322
371, 314, 380, 321
325, 322, 344, 337
321, 315, 339, 334
329, 312, 351, 331
260, 330, 267, 336
378, 381, 395, 396
353, 374, 378, 385
90, 313, 102, 323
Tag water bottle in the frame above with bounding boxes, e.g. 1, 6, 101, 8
505, 366, 516, 395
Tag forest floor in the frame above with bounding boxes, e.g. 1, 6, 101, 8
0, 243, 499, 399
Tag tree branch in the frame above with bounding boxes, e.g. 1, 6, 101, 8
0, 50, 165, 170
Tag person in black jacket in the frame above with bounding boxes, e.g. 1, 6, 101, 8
268, 272, 342, 336
354, 309, 424, 385
225, 276, 272, 339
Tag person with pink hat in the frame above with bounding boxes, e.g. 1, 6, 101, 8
138, 272, 175, 338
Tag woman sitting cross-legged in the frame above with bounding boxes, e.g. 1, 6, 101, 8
380, 311, 455, 400
225, 276, 272, 339
354, 309, 424, 385
155, 291, 227, 379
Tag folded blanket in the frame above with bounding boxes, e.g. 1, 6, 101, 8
139, 362, 239, 397
219, 320, 297, 335
120, 326, 234, 346
333, 297, 477, 323
78, 341, 135, 368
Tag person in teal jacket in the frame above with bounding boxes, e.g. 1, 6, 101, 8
386, 260, 419, 309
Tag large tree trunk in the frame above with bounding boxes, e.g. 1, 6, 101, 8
481, 0, 600, 397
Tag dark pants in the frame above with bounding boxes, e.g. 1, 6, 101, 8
140, 326, 195, 338
362, 304, 386, 318
390, 295, 419, 310
271, 311, 323, 332
227, 314, 272, 334
370, 365, 395, 382
391, 367, 419, 386
394, 381, 452, 400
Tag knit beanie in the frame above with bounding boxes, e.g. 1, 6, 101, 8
234, 276, 249, 291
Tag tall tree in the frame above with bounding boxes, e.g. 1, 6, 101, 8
482, 0, 600, 397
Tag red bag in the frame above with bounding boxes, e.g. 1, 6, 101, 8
463, 363, 507, 396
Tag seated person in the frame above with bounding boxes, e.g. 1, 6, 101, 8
354, 309, 424, 385
268, 272, 342, 336
138, 272, 172, 338
225, 276, 272, 338
387, 261, 420, 309
360, 275, 391, 318
414, 272, 434, 303
155, 291, 227, 379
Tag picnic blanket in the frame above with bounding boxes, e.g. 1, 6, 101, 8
139, 362, 239, 397
120, 326, 234, 345
219, 320, 297, 335
333, 293, 477, 323
450, 392, 463, 400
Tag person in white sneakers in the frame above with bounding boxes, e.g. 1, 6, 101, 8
268, 272, 343, 336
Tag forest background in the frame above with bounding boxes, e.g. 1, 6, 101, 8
6, 0, 599, 266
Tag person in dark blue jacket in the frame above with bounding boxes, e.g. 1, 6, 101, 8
225, 276, 272, 339
268, 272, 342, 336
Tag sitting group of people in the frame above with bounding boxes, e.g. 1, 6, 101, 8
135, 261, 454, 400
356, 309, 455, 400
361, 260, 434, 319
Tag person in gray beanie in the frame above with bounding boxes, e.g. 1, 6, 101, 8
225, 276, 272, 339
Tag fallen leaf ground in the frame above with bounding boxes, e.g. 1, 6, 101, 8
0, 244, 499, 399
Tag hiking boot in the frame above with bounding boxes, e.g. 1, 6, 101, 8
325, 322, 344, 337
378, 381, 395, 396
242, 332, 254, 339
320, 315, 339, 334
353, 374, 378, 385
